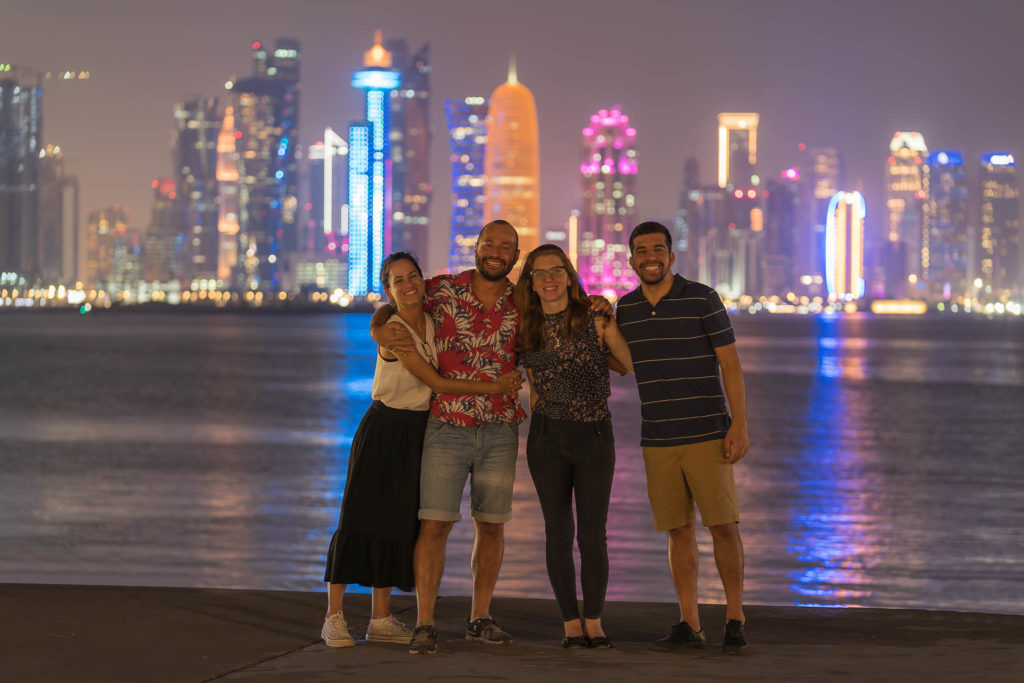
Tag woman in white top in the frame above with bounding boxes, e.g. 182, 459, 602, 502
322, 252, 522, 648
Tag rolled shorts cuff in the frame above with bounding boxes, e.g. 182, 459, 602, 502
418, 508, 462, 523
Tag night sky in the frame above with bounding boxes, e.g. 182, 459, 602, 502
5, 0, 1024, 271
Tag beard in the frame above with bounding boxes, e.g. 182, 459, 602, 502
636, 261, 669, 285
475, 253, 514, 282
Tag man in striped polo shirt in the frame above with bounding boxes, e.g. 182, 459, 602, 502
615, 221, 751, 651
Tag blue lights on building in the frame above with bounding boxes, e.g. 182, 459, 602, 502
444, 97, 488, 273
980, 152, 1015, 167
928, 150, 964, 167
347, 68, 400, 296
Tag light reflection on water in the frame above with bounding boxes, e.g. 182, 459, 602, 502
0, 312, 1021, 614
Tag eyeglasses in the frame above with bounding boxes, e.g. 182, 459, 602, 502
529, 266, 567, 280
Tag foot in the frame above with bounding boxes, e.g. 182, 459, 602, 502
321, 612, 355, 648
586, 635, 614, 649
408, 624, 438, 655
465, 616, 513, 644
651, 620, 706, 651
723, 619, 749, 651
561, 635, 588, 648
366, 614, 413, 643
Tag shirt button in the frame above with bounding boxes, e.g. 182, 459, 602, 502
651, 311, 656, 316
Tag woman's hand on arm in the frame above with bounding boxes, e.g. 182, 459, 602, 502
596, 316, 633, 375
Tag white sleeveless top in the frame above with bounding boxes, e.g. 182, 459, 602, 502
371, 314, 438, 411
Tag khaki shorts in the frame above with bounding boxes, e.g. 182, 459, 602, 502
641, 438, 739, 530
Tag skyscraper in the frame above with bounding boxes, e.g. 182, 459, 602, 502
923, 150, 969, 301
215, 106, 240, 282
229, 38, 301, 290
387, 40, 432, 263
36, 144, 78, 284
444, 97, 488, 273
717, 113, 759, 189
484, 60, 540, 262
144, 178, 183, 283
306, 128, 347, 257
978, 152, 1021, 299
0, 73, 41, 282
172, 97, 221, 284
86, 206, 134, 286
884, 131, 927, 297
762, 167, 805, 295
347, 30, 400, 296
825, 191, 866, 301
578, 107, 637, 294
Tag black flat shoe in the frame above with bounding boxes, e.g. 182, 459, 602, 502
586, 636, 613, 649
561, 635, 588, 648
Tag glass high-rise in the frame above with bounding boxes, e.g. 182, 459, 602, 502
923, 150, 969, 301
717, 113, 759, 189
444, 97, 488, 273
0, 74, 41, 282
173, 97, 221, 284
484, 60, 539, 262
36, 144, 78, 285
578, 107, 637, 294
229, 38, 301, 290
978, 153, 1020, 299
825, 190, 866, 301
347, 31, 401, 296
884, 131, 927, 297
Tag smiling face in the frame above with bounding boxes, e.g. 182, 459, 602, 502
529, 253, 569, 307
384, 257, 425, 307
475, 222, 520, 282
629, 232, 675, 286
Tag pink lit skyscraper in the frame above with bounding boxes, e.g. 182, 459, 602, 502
578, 107, 637, 295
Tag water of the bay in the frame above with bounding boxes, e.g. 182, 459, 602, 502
1, 311, 1022, 614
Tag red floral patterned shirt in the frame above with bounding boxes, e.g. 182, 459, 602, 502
425, 270, 525, 426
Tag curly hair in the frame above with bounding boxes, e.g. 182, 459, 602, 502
514, 244, 591, 351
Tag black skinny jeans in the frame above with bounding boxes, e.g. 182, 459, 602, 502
526, 413, 616, 621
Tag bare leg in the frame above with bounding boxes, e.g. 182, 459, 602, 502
584, 617, 605, 638
470, 520, 504, 620
709, 522, 745, 623
370, 587, 392, 620
667, 524, 701, 630
414, 520, 453, 626
563, 618, 584, 637
326, 583, 346, 618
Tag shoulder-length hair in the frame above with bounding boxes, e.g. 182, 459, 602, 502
514, 244, 590, 351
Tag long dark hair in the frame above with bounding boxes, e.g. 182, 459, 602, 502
514, 244, 590, 351
380, 251, 423, 300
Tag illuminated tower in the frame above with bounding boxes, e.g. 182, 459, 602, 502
717, 113, 759, 189
884, 132, 927, 297
825, 191, 866, 301
923, 150, 968, 301
0, 73, 41, 282
578, 106, 637, 294
307, 128, 347, 257
347, 30, 400, 296
484, 59, 540, 261
215, 106, 240, 281
445, 97, 489, 272
37, 144, 79, 284
978, 153, 1020, 299
144, 178, 183, 283
388, 40, 432, 262
173, 97, 221, 284
802, 147, 844, 289
229, 38, 301, 291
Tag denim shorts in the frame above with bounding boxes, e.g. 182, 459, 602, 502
419, 417, 520, 524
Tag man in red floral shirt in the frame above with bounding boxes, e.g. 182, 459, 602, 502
372, 220, 524, 655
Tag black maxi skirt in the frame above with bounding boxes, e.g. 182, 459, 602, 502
323, 400, 428, 591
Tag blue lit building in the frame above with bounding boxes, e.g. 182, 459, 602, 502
978, 152, 1020, 298
443, 97, 488, 273
347, 31, 400, 296
923, 150, 968, 301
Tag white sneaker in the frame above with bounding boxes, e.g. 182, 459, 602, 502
366, 614, 414, 643
322, 612, 355, 648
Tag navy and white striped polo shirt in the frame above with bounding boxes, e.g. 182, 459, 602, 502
616, 274, 735, 447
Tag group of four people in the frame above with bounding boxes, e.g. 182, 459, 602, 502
321, 219, 751, 654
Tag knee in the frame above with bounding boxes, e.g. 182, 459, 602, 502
474, 520, 504, 541
420, 520, 454, 540
709, 521, 739, 542
667, 524, 695, 541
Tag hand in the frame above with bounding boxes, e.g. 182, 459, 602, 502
723, 423, 750, 464
493, 369, 525, 395
588, 294, 614, 318
374, 321, 415, 355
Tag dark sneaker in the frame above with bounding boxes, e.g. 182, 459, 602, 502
723, 619, 749, 651
465, 616, 513, 644
651, 620, 706, 651
408, 624, 438, 655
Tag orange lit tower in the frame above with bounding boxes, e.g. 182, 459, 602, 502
216, 106, 240, 281
484, 59, 539, 260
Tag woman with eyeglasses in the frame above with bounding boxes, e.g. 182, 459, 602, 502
322, 251, 522, 649
513, 244, 632, 649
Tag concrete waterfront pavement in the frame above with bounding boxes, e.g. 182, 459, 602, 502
4, 584, 1023, 682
